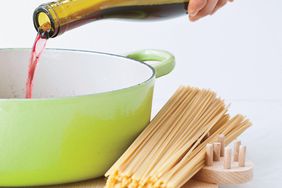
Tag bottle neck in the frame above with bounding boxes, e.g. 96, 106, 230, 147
33, 3, 58, 38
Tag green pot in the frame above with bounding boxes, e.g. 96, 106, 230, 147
0, 48, 175, 186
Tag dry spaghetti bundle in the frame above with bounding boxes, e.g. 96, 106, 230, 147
105, 86, 251, 188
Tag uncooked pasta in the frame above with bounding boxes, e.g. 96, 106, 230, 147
105, 86, 251, 188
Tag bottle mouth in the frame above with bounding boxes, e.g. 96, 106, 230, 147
33, 4, 59, 39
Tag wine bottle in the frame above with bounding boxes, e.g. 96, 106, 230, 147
33, 0, 189, 38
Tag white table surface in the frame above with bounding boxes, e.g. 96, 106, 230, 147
1, 0, 282, 187
223, 100, 282, 188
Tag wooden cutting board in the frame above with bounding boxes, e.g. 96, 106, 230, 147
46, 178, 218, 188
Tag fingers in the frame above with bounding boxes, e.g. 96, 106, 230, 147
188, 0, 233, 21
189, 0, 219, 21
188, 0, 207, 17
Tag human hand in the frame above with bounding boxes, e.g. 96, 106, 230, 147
188, 0, 233, 21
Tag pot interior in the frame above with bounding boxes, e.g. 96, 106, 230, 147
0, 49, 154, 99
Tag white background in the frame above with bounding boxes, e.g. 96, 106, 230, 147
1, 0, 282, 187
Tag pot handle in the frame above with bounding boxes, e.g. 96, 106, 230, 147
127, 49, 175, 78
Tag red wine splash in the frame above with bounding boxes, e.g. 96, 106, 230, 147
26, 34, 47, 98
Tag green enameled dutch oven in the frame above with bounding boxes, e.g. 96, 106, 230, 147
0, 48, 175, 186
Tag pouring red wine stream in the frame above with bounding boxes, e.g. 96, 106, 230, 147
26, 34, 47, 98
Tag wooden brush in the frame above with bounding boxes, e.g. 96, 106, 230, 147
195, 137, 253, 185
